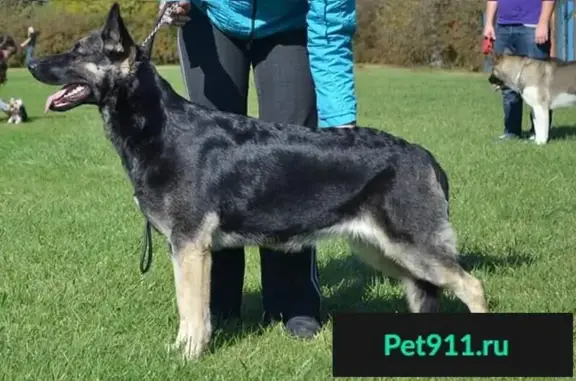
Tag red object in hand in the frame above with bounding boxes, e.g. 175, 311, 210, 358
482, 37, 494, 55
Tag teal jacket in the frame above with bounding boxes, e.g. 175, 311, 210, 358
163, 0, 357, 127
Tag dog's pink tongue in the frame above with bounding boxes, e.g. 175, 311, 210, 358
44, 89, 68, 114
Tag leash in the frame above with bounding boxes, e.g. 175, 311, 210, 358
140, 219, 153, 274
136, 3, 178, 274
140, 2, 179, 60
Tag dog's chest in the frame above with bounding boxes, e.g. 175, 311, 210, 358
521, 86, 543, 109
133, 195, 173, 239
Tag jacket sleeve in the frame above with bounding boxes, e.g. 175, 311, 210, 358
307, 0, 357, 127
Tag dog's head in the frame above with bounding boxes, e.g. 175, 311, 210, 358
28, 3, 141, 113
488, 54, 506, 90
8, 98, 23, 109
488, 51, 524, 91
7, 98, 24, 118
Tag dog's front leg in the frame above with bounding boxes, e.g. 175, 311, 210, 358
171, 240, 212, 360
532, 106, 550, 145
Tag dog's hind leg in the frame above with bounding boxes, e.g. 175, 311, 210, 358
381, 221, 488, 313
169, 214, 218, 360
349, 240, 406, 280
402, 278, 439, 313
348, 240, 439, 312
357, 164, 488, 313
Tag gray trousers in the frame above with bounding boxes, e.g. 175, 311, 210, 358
177, 6, 321, 323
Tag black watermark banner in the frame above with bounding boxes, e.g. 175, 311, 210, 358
332, 313, 573, 378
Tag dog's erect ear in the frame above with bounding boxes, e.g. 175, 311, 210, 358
101, 2, 135, 56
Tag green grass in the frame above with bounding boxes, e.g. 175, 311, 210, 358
1, 65, 576, 381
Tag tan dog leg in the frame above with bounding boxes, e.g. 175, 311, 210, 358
171, 240, 212, 360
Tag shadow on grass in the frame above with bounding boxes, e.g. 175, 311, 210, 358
459, 249, 535, 274
551, 125, 576, 140
207, 247, 536, 352
0, 115, 66, 124
28, 115, 67, 122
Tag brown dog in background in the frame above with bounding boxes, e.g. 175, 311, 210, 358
0, 34, 18, 85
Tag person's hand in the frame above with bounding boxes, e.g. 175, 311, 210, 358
483, 24, 496, 41
535, 22, 549, 44
159, 1, 191, 27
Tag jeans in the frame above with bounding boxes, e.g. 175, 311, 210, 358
494, 24, 552, 136
24, 46, 34, 67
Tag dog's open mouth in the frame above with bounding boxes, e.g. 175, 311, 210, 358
45, 84, 91, 113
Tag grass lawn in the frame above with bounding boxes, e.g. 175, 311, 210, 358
1, 65, 576, 380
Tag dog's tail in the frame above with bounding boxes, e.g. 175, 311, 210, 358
429, 152, 449, 203
427, 151, 450, 218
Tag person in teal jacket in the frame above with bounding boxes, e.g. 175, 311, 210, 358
162, 0, 357, 339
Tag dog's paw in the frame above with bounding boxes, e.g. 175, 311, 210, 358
171, 320, 211, 361
534, 139, 548, 145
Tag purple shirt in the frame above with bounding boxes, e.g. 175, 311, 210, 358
496, 0, 553, 25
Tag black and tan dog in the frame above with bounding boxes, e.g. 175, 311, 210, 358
28, 3, 488, 360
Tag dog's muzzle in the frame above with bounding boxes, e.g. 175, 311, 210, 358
488, 74, 504, 91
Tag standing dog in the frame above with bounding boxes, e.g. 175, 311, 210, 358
488, 54, 576, 145
28, 3, 488, 360
6, 98, 28, 124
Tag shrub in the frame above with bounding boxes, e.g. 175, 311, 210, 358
354, 0, 485, 71
1, 0, 485, 71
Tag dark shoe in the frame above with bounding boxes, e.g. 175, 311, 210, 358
498, 133, 520, 141
284, 316, 321, 339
